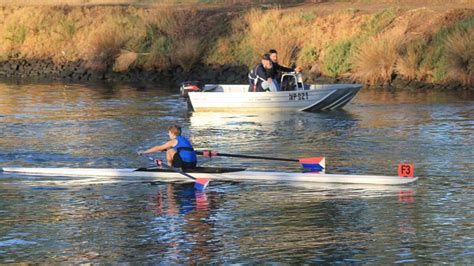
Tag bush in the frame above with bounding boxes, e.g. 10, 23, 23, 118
322, 40, 352, 77
360, 8, 398, 37
172, 37, 203, 72
420, 15, 474, 82
297, 45, 319, 67
5, 24, 27, 44
444, 28, 473, 86
396, 40, 426, 80
351, 36, 400, 85
142, 36, 173, 71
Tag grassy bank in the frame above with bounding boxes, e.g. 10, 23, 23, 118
0, 2, 472, 87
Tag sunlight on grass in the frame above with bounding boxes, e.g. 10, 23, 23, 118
351, 34, 402, 85
0, 3, 471, 87
445, 28, 473, 86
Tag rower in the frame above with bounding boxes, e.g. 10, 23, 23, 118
138, 125, 197, 169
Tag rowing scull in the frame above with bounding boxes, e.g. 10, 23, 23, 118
0, 167, 418, 185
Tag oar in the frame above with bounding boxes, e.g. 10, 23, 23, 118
196, 150, 325, 171
142, 155, 209, 191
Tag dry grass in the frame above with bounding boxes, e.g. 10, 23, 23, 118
141, 36, 172, 71
3, 0, 470, 7
147, 7, 200, 39
396, 41, 425, 80
0, 5, 207, 71
205, 8, 365, 68
351, 34, 402, 85
76, 13, 132, 70
0, 0, 205, 6
243, 9, 302, 66
113, 50, 138, 72
391, 9, 441, 80
203, 16, 250, 66
172, 37, 203, 72
444, 28, 473, 86
0, 6, 144, 67
1, 0, 133, 5
0, 3, 472, 87
144, 7, 205, 71
299, 10, 366, 65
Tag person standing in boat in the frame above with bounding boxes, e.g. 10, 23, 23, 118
248, 53, 277, 92
268, 49, 303, 91
138, 125, 197, 169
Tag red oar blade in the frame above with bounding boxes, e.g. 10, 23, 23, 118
194, 178, 210, 191
299, 157, 325, 172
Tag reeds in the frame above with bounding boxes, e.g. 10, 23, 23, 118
113, 50, 139, 72
78, 19, 130, 70
172, 37, 203, 72
396, 41, 426, 80
243, 9, 302, 66
444, 28, 473, 86
351, 35, 401, 85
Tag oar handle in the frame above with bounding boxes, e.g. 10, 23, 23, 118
195, 150, 299, 162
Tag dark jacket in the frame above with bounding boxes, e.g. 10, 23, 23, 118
269, 62, 294, 83
248, 63, 271, 92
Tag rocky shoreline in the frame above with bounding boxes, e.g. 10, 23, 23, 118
0, 59, 470, 91
0, 59, 249, 87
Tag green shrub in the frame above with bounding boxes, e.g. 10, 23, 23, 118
421, 16, 474, 82
323, 40, 352, 77
6, 24, 27, 44
444, 27, 473, 86
300, 11, 315, 22
297, 46, 319, 67
319, 8, 397, 77
57, 18, 76, 40
141, 36, 173, 70
361, 8, 397, 37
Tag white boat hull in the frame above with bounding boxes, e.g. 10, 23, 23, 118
187, 84, 362, 112
1, 167, 418, 185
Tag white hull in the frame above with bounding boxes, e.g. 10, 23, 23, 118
188, 84, 362, 112
1, 167, 418, 185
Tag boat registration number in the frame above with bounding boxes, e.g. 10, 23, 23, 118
289, 92, 309, 101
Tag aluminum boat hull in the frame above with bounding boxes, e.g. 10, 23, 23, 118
187, 84, 362, 112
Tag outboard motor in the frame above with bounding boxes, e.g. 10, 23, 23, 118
180, 81, 202, 97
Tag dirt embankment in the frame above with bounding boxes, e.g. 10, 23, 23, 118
0, 2, 472, 89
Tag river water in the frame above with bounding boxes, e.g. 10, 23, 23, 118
0, 81, 472, 264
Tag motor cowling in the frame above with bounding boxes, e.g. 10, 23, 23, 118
180, 81, 202, 97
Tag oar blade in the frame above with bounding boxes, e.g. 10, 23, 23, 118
299, 157, 325, 172
194, 178, 210, 191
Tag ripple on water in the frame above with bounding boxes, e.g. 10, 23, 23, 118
0, 239, 37, 247
0, 84, 473, 263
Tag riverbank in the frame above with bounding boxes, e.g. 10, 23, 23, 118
0, 58, 465, 91
0, 59, 249, 87
0, 2, 472, 89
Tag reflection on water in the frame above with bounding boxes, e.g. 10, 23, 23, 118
0, 81, 473, 263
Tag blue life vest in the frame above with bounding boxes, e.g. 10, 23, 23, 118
173, 136, 197, 163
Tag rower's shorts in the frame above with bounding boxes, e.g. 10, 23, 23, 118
172, 153, 197, 169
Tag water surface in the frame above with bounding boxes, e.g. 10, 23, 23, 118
0, 82, 473, 263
